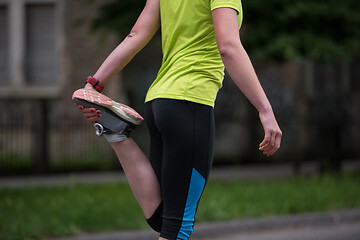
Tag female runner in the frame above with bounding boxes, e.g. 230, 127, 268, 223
75, 0, 282, 239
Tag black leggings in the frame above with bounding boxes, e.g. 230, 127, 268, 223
145, 98, 215, 240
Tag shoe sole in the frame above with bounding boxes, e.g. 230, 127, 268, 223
72, 88, 143, 126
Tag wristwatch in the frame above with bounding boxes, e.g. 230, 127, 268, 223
85, 76, 104, 92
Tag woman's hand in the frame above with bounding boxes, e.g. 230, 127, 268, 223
75, 104, 101, 123
258, 110, 282, 156
74, 84, 101, 123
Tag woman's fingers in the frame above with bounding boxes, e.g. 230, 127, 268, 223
259, 130, 271, 148
259, 129, 282, 156
86, 115, 100, 123
74, 104, 101, 122
258, 111, 282, 156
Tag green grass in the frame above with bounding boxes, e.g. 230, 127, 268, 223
198, 172, 360, 221
1, 172, 360, 240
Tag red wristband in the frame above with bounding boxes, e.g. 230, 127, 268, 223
86, 76, 104, 92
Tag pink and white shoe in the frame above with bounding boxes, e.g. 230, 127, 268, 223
72, 88, 143, 137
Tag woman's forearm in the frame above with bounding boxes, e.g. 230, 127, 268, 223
93, 32, 152, 84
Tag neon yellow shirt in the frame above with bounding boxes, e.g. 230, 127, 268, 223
145, 0, 242, 107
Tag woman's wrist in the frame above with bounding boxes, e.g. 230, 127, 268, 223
84, 83, 95, 89
256, 102, 273, 115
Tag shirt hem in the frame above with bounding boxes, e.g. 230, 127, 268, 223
145, 93, 215, 108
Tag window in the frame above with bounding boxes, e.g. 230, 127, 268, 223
0, 0, 63, 98
26, 3, 56, 85
0, 5, 9, 85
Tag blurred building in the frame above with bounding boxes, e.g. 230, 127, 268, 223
0, 0, 359, 174
0, 0, 123, 174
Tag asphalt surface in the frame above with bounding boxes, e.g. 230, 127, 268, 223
46, 209, 360, 240
206, 222, 360, 240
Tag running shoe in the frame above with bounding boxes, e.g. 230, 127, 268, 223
72, 88, 143, 137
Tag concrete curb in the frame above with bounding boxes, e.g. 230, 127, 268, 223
0, 172, 128, 188
3, 160, 360, 188
47, 208, 360, 240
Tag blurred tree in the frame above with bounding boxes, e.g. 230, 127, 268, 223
90, 0, 146, 37
239, 0, 360, 172
90, 0, 360, 62
242, 0, 360, 62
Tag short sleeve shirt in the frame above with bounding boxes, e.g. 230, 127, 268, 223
145, 0, 243, 107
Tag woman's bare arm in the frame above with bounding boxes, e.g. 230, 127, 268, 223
77, 0, 160, 122
212, 8, 282, 156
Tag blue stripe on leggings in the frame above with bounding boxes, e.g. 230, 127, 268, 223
177, 168, 205, 240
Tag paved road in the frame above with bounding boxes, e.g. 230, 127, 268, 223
49, 209, 360, 240
200, 222, 360, 240
51, 221, 360, 240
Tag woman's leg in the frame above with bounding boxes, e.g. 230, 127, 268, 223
73, 89, 163, 231
109, 139, 162, 219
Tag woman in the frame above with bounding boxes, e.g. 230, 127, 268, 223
75, 0, 282, 239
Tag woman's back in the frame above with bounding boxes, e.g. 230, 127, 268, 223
145, 0, 243, 107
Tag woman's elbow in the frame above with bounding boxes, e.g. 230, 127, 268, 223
217, 41, 241, 59
127, 29, 140, 39
127, 27, 155, 45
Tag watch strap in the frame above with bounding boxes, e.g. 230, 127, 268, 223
86, 76, 104, 92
